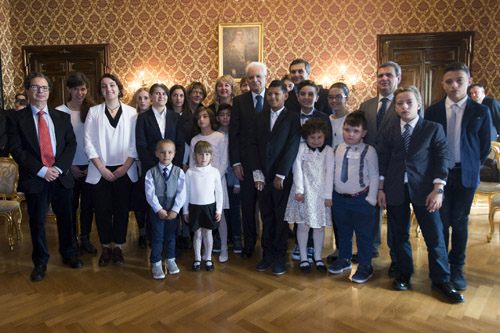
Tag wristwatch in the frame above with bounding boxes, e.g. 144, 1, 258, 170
435, 188, 444, 194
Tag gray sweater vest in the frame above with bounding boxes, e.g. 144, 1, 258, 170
150, 165, 180, 211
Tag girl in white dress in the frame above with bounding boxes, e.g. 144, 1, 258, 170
184, 141, 223, 272
285, 118, 334, 273
189, 107, 230, 262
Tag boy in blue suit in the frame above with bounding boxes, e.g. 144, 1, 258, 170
425, 62, 491, 291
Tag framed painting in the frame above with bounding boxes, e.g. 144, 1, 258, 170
218, 23, 263, 81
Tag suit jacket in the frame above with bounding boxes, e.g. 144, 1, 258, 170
299, 110, 333, 146
229, 90, 269, 169
7, 106, 76, 193
0, 109, 10, 156
251, 107, 301, 183
359, 96, 399, 149
136, 108, 184, 171
285, 88, 332, 115
425, 97, 491, 188
378, 117, 449, 206
482, 96, 500, 138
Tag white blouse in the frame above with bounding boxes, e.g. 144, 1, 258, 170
84, 102, 138, 184
57, 104, 88, 166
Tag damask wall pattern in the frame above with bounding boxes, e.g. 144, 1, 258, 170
0, 0, 15, 108
2, 0, 499, 109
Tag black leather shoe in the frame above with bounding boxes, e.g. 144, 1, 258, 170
299, 261, 311, 273
392, 277, 410, 291
351, 253, 358, 263
80, 235, 97, 254
272, 257, 286, 276
31, 265, 47, 282
256, 256, 274, 272
432, 282, 465, 304
241, 248, 253, 259
388, 262, 397, 278
62, 256, 83, 269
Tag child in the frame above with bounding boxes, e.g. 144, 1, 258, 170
216, 104, 243, 254
144, 139, 186, 279
184, 141, 223, 271
329, 111, 379, 284
189, 106, 230, 262
252, 80, 301, 275
379, 86, 464, 303
284, 118, 334, 273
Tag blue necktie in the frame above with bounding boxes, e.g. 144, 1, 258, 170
340, 146, 351, 183
402, 123, 411, 152
163, 167, 169, 197
255, 95, 263, 113
377, 98, 389, 130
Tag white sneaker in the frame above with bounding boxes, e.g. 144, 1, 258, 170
219, 249, 228, 263
152, 262, 165, 279
166, 259, 180, 274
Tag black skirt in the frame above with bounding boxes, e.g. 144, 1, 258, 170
188, 202, 218, 232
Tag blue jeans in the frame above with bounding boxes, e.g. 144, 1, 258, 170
440, 167, 477, 267
387, 185, 450, 283
332, 192, 375, 266
149, 210, 178, 263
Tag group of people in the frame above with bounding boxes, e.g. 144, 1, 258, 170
2, 56, 496, 305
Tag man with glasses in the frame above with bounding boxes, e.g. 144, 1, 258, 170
285, 59, 332, 115
359, 61, 402, 273
8, 72, 81, 282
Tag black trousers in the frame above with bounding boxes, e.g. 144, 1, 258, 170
72, 165, 93, 236
239, 167, 259, 250
92, 166, 133, 245
26, 180, 75, 266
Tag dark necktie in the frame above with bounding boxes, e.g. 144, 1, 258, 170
255, 95, 263, 113
402, 123, 411, 152
448, 104, 458, 168
38, 111, 55, 167
163, 167, 170, 197
376, 98, 389, 130
301, 113, 313, 120
340, 146, 351, 183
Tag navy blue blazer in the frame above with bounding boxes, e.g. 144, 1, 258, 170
378, 117, 449, 206
285, 88, 332, 115
425, 97, 491, 188
136, 108, 185, 171
250, 107, 301, 183
7, 106, 76, 193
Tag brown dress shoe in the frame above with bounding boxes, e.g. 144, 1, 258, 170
99, 247, 112, 266
112, 247, 124, 266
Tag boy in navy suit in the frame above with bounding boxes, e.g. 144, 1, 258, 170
252, 80, 301, 275
425, 63, 491, 291
378, 86, 464, 303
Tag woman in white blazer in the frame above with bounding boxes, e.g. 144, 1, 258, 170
84, 73, 138, 267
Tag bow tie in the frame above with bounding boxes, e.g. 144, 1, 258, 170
301, 113, 313, 119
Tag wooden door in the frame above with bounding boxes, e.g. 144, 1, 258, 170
378, 32, 474, 108
22, 45, 109, 108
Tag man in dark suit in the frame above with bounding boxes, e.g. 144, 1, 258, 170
469, 83, 500, 140
251, 80, 301, 275
8, 72, 81, 282
359, 61, 402, 268
378, 85, 464, 303
425, 62, 491, 291
229, 61, 269, 259
285, 59, 332, 115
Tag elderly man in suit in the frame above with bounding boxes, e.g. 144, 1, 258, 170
425, 62, 491, 292
378, 85, 464, 303
469, 83, 500, 140
229, 61, 269, 259
358, 61, 401, 270
285, 59, 332, 115
8, 72, 81, 282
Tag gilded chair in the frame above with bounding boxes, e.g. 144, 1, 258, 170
475, 142, 500, 206
0, 157, 22, 250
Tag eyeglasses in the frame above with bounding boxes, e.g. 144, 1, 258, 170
328, 94, 346, 100
30, 85, 50, 91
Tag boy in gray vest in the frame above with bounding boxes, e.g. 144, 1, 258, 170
145, 139, 186, 279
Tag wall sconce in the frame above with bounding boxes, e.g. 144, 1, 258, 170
350, 75, 357, 93
139, 71, 146, 87
338, 64, 347, 82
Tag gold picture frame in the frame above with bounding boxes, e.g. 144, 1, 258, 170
218, 23, 263, 81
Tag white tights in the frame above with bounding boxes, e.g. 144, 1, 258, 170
297, 223, 324, 262
193, 228, 213, 262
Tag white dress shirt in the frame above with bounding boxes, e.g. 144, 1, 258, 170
57, 104, 88, 166
445, 96, 467, 164
152, 106, 167, 138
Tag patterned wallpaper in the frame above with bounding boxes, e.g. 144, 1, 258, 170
0, 0, 14, 109
1, 0, 499, 109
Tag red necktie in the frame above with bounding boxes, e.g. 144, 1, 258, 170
38, 111, 55, 167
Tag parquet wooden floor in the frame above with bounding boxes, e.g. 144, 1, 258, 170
1, 198, 500, 332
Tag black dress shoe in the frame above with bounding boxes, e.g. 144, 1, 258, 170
62, 257, 83, 269
31, 265, 47, 282
272, 257, 286, 276
388, 262, 397, 278
299, 261, 311, 273
256, 256, 274, 272
432, 282, 465, 304
392, 277, 410, 291
241, 248, 253, 259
